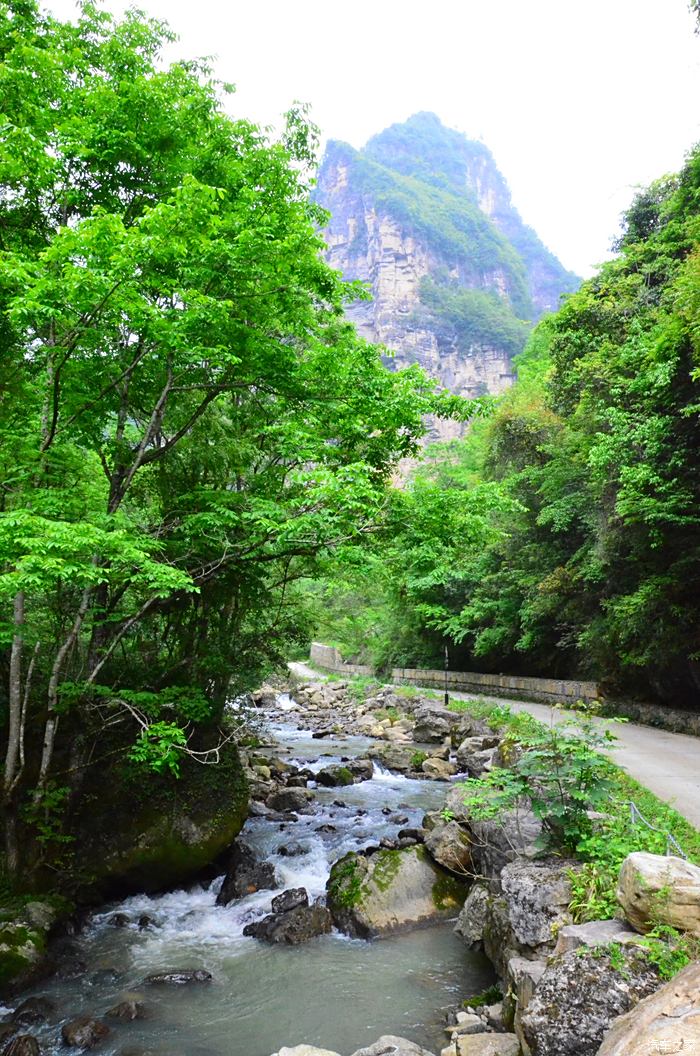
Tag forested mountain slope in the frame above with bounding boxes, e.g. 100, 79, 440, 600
313, 148, 700, 710
316, 113, 579, 438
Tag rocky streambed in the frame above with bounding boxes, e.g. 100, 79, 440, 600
4, 677, 700, 1056
0, 685, 494, 1056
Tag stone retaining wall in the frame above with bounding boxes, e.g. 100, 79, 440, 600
309, 642, 374, 678
391, 667, 600, 706
309, 643, 598, 705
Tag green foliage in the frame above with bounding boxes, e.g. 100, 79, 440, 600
315, 140, 700, 706
411, 750, 428, 769
0, 2, 477, 871
463, 984, 503, 1009
459, 713, 617, 852
636, 924, 700, 980
419, 277, 530, 358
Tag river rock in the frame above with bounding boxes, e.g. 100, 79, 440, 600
351, 1037, 437, 1056
424, 821, 472, 874
216, 840, 276, 904
10, 997, 56, 1026
61, 1015, 111, 1048
469, 806, 542, 878
505, 956, 547, 1051
144, 969, 212, 984
413, 709, 452, 743
266, 788, 316, 814
2, 1038, 40, 1056
271, 888, 309, 914
369, 746, 415, 773
275, 1048, 341, 1056
421, 758, 457, 780
500, 859, 576, 949
455, 736, 499, 776
347, 758, 374, 781
520, 946, 661, 1056
106, 999, 147, 1021
617, 851, 700, 936
452, 1037, 519, 1056
245, 904, 332, 944
553, 918, 643, 956
596, 959, 700, 1056
326, 845, 465, 939
316, 765, 355, 787
277, 841, 307, 857
454, 883, 489, 947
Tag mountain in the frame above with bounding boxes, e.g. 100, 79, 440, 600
316, 113, 579, 438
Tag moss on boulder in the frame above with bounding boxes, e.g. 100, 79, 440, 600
327, 844, 467, 938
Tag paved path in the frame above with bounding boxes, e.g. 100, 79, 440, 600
288, 661, 700, 830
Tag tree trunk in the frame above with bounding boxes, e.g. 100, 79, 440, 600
4, 591, 24, 796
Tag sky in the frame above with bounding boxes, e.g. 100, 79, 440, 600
47, 0, 700, 278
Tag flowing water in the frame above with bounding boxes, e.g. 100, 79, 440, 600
11, 707, 493, 1056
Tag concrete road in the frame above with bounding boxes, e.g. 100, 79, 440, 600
288, 661, 700, 830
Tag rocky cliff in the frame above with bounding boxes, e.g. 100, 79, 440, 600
316, 113, 579, 439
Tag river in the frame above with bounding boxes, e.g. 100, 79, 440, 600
7, 701, 493, 1056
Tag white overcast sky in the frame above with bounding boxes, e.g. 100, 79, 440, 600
47, 0, 700, 277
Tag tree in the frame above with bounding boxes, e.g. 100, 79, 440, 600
0, 1, 475, 875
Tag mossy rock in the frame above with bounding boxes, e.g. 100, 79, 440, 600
69, 738, 249, 900
326, 844, 467, 939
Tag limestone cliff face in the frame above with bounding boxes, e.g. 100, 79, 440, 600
316, 114, 579, 439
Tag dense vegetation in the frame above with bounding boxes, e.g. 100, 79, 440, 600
313, 146, 700, 709
0, 1, 475, 878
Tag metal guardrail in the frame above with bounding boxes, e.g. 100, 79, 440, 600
628, 801, 687, 859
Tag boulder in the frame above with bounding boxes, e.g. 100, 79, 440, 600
316, 765, 355, 788
421, 759, 457, 780
369, 746, 415, 773
326, 845, 465, 939
277, 841, 307, 858
244, 904, 332, 944
596, 960, 700, 1056
106, 999, 147, 1021
505, 956, 547, 1052
456, 736, 499, 776
216, 840, 276, 905
61, 1015, 111, 1048
413, 710, 452, 743
275, 1049, 341, 1056
10, 997, 56, 1025
271, 888, 309, 914
520, 946, 661, 1056
424, 822, 472, 875
144, 969, 212, 984
469, 806, 542, 879
553, 918, 644, 957
347, 758, 374, 781
351, 1038, 437, 1056
617, 852, 700, 936
71, 739, 248, 898
500, 859, 577, 949
266, 788, 315, 814
454, 883, 489, 947
2, 1038, 40, 1056
453, 1038, 519, 1056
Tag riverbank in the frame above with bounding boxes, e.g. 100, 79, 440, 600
2, 676, 699, 1056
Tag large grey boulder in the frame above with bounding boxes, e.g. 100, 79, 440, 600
520, 946, 661, 1056
452, 1038, 519, 1056
413, 708, 452, 743
596, 960, 700, 1056
500, 859, 577, 949
244, 903, 332, 945
350, 1037, 437, 1056
424, 821, 472, 874
617, 852, 700, 937
506, 956, 547, 1054
266, 787, 316, 814
455, 736, 499, 776
275, 1047, 341, 1056
216, 840, 276, 904
553, 918, 644, 956
326, 845, 465, 939
442, 787, 542, 879
454, 883, 489, 947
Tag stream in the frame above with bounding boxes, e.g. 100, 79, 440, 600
7, 701, 494, 1056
